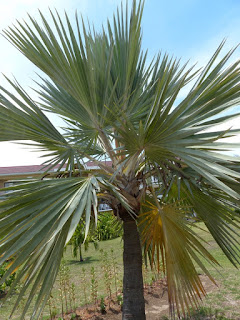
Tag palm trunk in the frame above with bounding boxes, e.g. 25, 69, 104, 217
122, 219, 146, 320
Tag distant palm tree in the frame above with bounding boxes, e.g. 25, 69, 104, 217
71, 219, 98, 262
0, 1, 240, 319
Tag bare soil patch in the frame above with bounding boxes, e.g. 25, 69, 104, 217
56, 275, 217, 320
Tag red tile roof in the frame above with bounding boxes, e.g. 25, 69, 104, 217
0, 164, 63, 175
86, 160, 112, 167
0, 161, 113, 175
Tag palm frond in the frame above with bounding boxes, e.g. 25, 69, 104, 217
0, 176, 99, 319
138, 197, 218, 317
115, 42, 240, 199
0, 78, 84, 172
187, 184, 240, 266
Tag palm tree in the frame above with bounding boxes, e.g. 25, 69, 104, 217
0, 1, 240, 319
71, 219, 98, 262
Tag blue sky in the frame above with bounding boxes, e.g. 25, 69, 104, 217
0, 0, 240, 165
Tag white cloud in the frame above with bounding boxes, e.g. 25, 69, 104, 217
0, 0, 89, 86
176, 15, 240, 102
0, 142, 52, 166
0, 0, 123, 167
175, 23, 240, 156
0, 0, 90, 167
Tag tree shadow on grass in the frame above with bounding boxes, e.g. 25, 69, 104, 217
66, 256, 99, 265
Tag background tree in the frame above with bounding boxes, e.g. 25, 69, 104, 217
0, 1, 240, 319
70, 218, 99, 262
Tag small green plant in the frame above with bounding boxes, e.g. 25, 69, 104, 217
48, 294, 57, 320
70, 313, 77, 319
58, 282, 64, 318
117, 294, 123, 307
100, 296, 106, 314
100, 249, 112, 300
81, 267, 88, 305
51, 310, 57, 319
65, 267, 73, 310
90, 266, 98, 305
59, 261, 68, 313
58, 260, 76, 316
111, 248, 119, 296
142, 265, 150, 287
59, 260, 76, 314
71, 282, 76, 310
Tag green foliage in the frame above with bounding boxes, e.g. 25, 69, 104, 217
90, 267, 98, 305
96, 212, 122, 241
70, 219, 99, 262
182, 306, 231, 320
70, 212, 122, 264
100, 249, 112, 299
0, 261, 16, 295
48, 294, 57, 319
117, 294, 123, 307
110, 248, 119, 296
161, 306, 233, 319
81, 267, 88, 305
58, 260, 76, 314
70, 313, 77, 320
71, 283, 76, 310
100, 296, 106, 314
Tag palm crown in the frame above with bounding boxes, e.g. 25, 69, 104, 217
0, 1, 240, 319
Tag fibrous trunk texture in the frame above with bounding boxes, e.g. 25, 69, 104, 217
122, 219, 146, 320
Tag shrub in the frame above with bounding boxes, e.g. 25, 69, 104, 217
96, 211, 122, 241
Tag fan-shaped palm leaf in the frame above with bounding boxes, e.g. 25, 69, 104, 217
138, 197, 219, 317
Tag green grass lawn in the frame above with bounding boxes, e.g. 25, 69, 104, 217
190, 223, 240, 320
0, 223, 240, 320
0, 238, 126, 320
